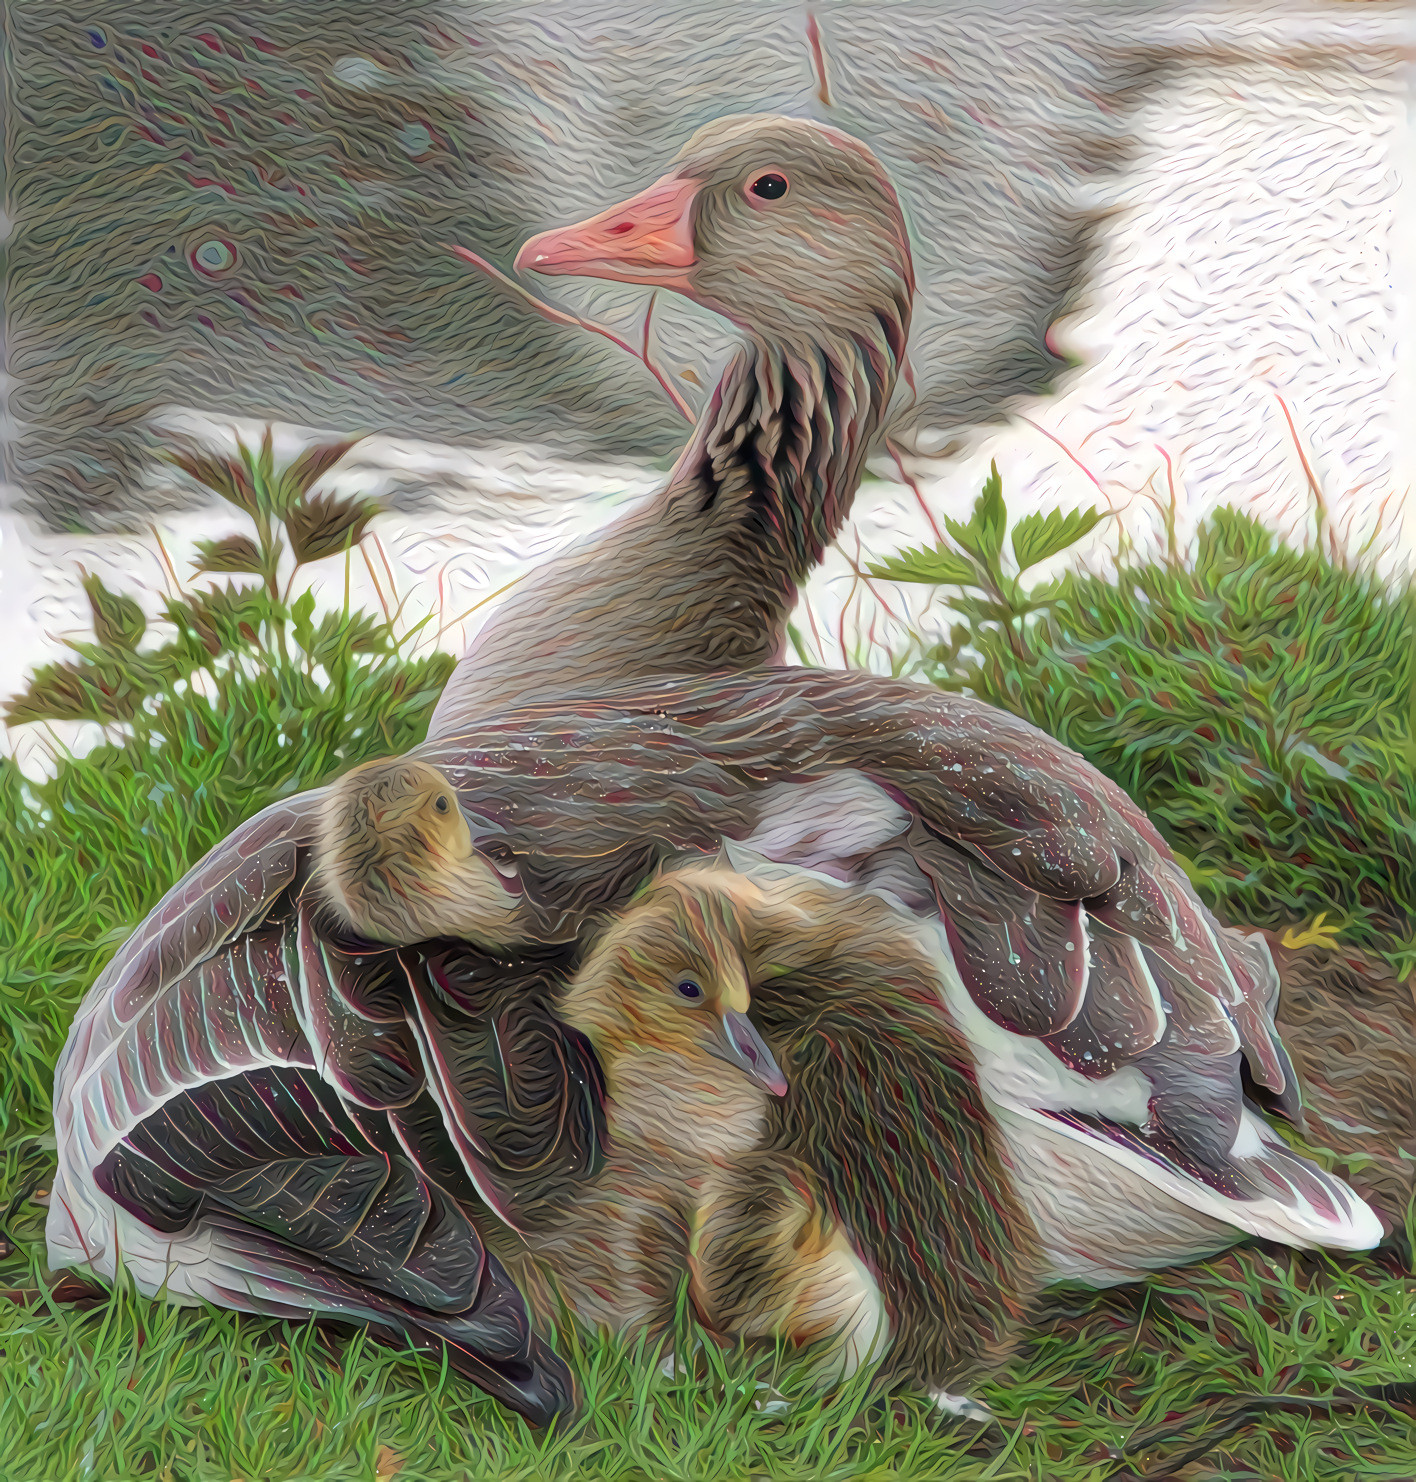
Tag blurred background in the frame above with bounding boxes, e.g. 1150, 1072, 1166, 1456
2, 0, 1412, 756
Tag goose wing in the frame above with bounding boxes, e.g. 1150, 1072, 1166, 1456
420, 668, 1381, 1253
396, 940, 607, 1232
53, 791, 326, 1165
47, 809, 572, 1425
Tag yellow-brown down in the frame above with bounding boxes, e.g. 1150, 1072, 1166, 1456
514, 863, 906, 1385
317, 756, 526, 947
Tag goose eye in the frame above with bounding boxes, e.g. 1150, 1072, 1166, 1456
675, 979, 703, 1001
433, 795, 450, 815
747, 172, 789, 202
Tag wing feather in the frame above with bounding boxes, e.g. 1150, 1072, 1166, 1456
287, 891, 423, 1111
1042, 921, 1167, 1076
399, 943, 605, 1234
908, 825, 1088, 1037
91, 791, 325, 1026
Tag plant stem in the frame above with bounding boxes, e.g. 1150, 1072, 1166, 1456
444, 245, 695, 424
1406, 586, 1416, 770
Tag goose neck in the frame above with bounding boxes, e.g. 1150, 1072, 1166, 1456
673, 322, 900, 590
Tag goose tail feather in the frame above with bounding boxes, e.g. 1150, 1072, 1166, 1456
1006, 1101, 1384, 1253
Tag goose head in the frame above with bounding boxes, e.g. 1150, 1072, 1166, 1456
513, 113, 913, 352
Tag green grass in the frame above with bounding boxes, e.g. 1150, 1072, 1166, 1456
2, 473, 1415, 1478
0, 1196, 1412, 1480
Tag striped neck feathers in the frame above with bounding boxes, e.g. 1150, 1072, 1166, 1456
665, 312, 904, 595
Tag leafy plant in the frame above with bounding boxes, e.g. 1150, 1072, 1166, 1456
7, 427, 415, 740
905, 503, 1416, 959
868, 461, 1107, 661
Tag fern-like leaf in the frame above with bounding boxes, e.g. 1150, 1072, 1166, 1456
160, 444, 258, 516
285, 492, 381, 564
942, 462, 1008, 572
81, 572, 145, 651
275, 437, 362, 515
1012, 506, 1107, 574
868, 544, 980, 588
193, 534, 264, 576
5, 657, 141, 724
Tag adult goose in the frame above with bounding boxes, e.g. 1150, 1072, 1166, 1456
428, 113, 912, 736
45, 115, 1378, 1420
49, 671, 1381, 1425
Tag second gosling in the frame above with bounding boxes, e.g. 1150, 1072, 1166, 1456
515, 861, 1043, 1407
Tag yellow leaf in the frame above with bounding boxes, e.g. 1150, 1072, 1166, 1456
374, 1444, 403, 1479
679, 368, 702, 386
1281, 912, 1341, 950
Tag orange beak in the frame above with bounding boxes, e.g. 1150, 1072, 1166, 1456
512, 173, 699, 291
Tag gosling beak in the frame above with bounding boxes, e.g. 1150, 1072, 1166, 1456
716, 1010, 788, 1097
460, 806, 523, 894
512, 172, 699, 291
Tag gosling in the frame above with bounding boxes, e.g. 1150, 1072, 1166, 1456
317, 756, 527, 947
514, 860, 1041, 1408
506, 863, 795, 1339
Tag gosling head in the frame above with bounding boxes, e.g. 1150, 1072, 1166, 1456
318, 755, 525, 948
559, 863, 789, 1102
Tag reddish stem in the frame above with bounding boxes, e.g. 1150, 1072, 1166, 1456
838, 531, 905, 624
1016, 414, 1110, 502
806, 12, 832, 106
1153, 443, 1182, 564
1271, 390, 1331, 556
885, 437, 945, 544
444, 243, 695, 424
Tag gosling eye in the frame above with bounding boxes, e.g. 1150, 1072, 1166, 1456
675, 979, 703, 1002
433, 795, 450, 815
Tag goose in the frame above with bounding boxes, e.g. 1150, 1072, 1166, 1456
48, 670, 1382, 1426
428, 113, 912, 736
44, 115, 1380, 1421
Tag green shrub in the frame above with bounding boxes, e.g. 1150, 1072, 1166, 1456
873, 476, 1416, 966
